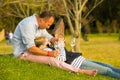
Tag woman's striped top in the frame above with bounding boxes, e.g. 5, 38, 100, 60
71, 56, 85, 68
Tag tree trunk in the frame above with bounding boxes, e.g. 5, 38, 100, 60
0, 29, 5, 41
74, 36, 81, 52
73, 28, 81, 52
119, 26, 120, 41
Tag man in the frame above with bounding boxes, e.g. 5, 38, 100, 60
81, 24, 88, 41
5, 32, 10, 45
12, 11, 60, 64
9, 31, 13, 45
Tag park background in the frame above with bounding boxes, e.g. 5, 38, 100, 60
0, 0, 120, 80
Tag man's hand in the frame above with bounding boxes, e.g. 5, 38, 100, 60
50, 37, 58, 44
50, 50, 59, 58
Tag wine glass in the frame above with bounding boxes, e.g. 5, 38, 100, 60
70, 38, 76, 52
70, 38, 76, 48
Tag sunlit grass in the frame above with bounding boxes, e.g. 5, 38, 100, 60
81, 34, 120, 68
0, 40, 13, 54
0, 33, 120, 80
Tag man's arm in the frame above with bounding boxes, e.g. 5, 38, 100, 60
28, 46, 59, 57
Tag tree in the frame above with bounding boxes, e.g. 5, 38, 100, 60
53, 0, 103, 52
91, 0, 120, 40
0, 0, 54, 31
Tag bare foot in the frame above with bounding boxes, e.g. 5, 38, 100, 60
78, 69, 98, 76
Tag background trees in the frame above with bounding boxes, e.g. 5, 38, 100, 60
0, 0, 54, 31
0, 0, 120, 50
91, 0, 120, 33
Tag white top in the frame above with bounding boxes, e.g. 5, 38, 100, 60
9, 32, 13, 39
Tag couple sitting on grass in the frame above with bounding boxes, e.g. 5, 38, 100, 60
12, 11, 120, 79
20, 36, 97, 76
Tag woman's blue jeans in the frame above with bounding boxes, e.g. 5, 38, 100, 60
80, 59, 120, 78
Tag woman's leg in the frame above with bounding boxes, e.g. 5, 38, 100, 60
89, 60, 120, 73
80, 59, 120, 78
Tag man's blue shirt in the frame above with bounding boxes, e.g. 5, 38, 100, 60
12, 14, 53, 57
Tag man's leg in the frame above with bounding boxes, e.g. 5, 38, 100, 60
19, 51, 79, 73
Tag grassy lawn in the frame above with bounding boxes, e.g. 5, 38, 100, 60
0, 33, 120, 80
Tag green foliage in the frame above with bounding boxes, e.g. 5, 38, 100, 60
119, 28, 120, 40
0, 0, 56, 31
0, 25, 5, 32
0, 0, 120, 34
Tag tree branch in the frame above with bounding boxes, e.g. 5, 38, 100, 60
62, 0, 74, 34
84, 0, 104, 19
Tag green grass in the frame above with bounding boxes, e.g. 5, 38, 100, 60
0, 33, 120, 80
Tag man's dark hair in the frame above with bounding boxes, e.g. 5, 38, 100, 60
39, 11, 53, 21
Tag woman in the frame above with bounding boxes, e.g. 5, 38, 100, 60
33, 36, 97, 76
34, 36, 120, 79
